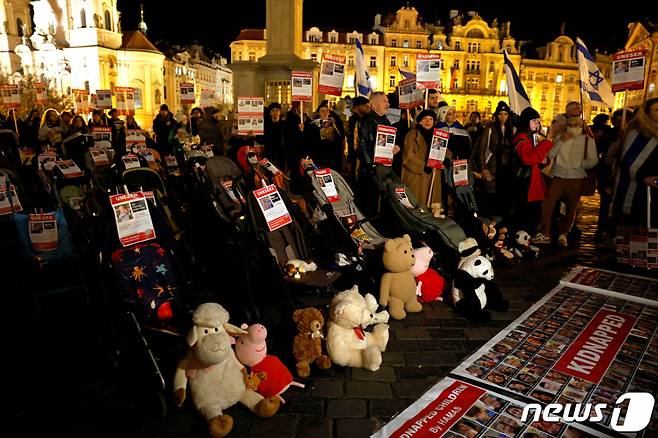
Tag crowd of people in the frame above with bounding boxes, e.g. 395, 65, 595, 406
3, 92, 657, 247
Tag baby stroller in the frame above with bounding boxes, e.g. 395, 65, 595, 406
204, 156, 250, 228
373, 165, 466, 271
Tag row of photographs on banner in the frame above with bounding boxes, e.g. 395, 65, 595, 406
451, 285, 658, 437
373, 376, 604, 438
561, 266, 658, 305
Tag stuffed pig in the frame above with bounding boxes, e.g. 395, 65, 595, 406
410, 247, 446, 302
235, 323, 305, 403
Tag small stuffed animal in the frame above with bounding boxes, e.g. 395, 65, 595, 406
458, 237, 481, 266
327, 285, 389, 371
173, 303, 280, 438
244, 372, 267, 391
364, 293, 390, 326
285, 259, 318, 279
514, 231, 540, 259
235, 323, 305, 403
492, 227, 516, 265
380, 234, 423, 320
451, 256, 508, 321
292, 308, 332, 377
410, 247, 446, 302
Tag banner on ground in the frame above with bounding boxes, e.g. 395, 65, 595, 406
318, 54, 346, 96
561, 266, 658, 305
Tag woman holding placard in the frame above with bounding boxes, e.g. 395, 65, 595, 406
402, 109, 441, 208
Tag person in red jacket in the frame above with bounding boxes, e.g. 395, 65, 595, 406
511, 107, 554, 234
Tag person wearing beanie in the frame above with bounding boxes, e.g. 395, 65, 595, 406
511, 106, 554, 233
402, 109, 442, 208
470, 101, 515, 219
436, 105, 471, 161
152, 103, 177, 155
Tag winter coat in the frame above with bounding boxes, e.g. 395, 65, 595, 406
152, 113, 177, 153
402, 128, 441, 208
470, 124, 513, 194
357, 112, 391, 167
512, 132, 554, 202
548, 134, 598, 179
198, 116, 224, 154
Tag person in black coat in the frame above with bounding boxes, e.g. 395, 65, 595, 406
152, 104, 176, 155
307, 103, 345, 171
263, 102, 286, 169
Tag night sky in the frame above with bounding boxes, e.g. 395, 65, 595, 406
117, 0, 656, 58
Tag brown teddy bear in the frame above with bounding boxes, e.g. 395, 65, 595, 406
292, 307, 332, 377
380, 234, 423, 320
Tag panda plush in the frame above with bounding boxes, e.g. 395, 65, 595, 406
513, 230, 540, 259
451, 256, 508, 321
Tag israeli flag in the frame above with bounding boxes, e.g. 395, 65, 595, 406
355, 38, 373, 97
576, 38, 615, 108
503, 49, 531, 114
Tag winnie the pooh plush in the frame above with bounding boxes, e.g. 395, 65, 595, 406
292, 307, 332, 377
380, 234, 423, 319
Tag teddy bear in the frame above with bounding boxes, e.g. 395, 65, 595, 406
451, 256, 508, 321
380, 234, 423, 320
292, 307, 332, 377
364, 293, 390, 326
235, 323, 304, 403
514, 230, 540, 259
173, 303, 280, 438
327, 285, 390, 371
491, 227, 516, 265
410, 246, 446, 303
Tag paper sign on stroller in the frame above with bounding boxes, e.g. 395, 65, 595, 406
165, 155, 178, 167
453, 159, 469, 187
254, 184, 292, 232
55, 160, 84, 178
314, 168, 339, 202
38, 151, 57, 171
427, 129, 449, 169
29, 213, 58, 251
0, 181, 22, 215
222, 180, 245, 204
122, 154, 141, 169
125, 129, 146, 152
260, 158, 281, 175
110, 192, 156, 247
395, 187, 414, 209
374, 125, 397, 166
90, 148, 110, 166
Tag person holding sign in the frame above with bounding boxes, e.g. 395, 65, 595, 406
437, 105, 471, 160
357, 92, 399, 170
402, 109, 442, 208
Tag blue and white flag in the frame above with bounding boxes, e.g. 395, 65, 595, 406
503, 49, 531, 114
355, 38, 372, 97
576, 38, 615, 108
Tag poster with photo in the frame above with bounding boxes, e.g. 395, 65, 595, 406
374, 125, 397, 166
180, 82, 195, 104
73, 89, 89, 113
374, 377, 605, 438
122, 154, 141, 169
237, 96, 264, 135
452, 284, 658, 437
611, 50, 646, 93
38, 151, 57, 172
428, 129, 450, 169
291, 71, 313, 102
95, 89, 113, 109
1, 84, 20, 108
55, 160, 84, 178
453, 159, 469, 186
110, 192, 156, 247
318, 53, 346, 96
560, 266, 658, 306
398, 77, 424, 109
253, 184, 292, 232
164, 155, 178, 168
115, 86, 135, 115
28, 213, 58, 252
35, 82, 48, 104
89, 148, 110, 166
125, 129, 146, 151
238, 97, 264, 115
200, 89, 216, 107
92, 126, 112, 145
0, 181, 22, 215
395, 187, 414, 209
416, 53, 441, 89
314, 168, 339, 202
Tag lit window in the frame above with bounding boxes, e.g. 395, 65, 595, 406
390, 56, 396, 67
348, 56, 354, 67
403, 40, 409, 48
499, 80, 507, 93
403, 56, 409, 68
249, 51, 256, 61
556, 74, 563, 83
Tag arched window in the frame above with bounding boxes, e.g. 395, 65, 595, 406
16, 18, 24, 37
104, 11, 111, 31
80, 9, 87, 28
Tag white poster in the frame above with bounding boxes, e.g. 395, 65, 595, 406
0, 180, 22, 215
318, 54, 346, 96
90, 148, 110, 166
374, 125, 397, 166
453, 159, 469, 186
115, 86, 135, 116
35, 82, 48, 104
395, 187, 414, 209
180, 82, 195, 104
398, 78, 424, 109
38, 151, 57, 172
122, 154, 141, 169
95, 89, 113, 109
314, 168, 339, 202
238, 96, 264, 135
1, 84, 20, 108
427, 129, 449, 169
73, 89, 89, 113
416, 53, 441, 89
29, 213, 58, 252
253, 184, 292, 232
611, 50, 646, 93
125, 129, 146, 152
55, 160, 84, 178
110, 192, 156, 247
291, 71, 313, 102
200, 89, 216, 107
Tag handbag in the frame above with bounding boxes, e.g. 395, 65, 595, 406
581, 137, 597, 196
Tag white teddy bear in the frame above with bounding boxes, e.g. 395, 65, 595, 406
327, 285, 390, 371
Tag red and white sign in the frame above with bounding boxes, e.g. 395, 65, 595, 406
29, 213, 58, 252
35, 82, 48, 104
611, 50, 646, 93
38, 151, 57, 172
395, 187, 414, 209
374, 125, 397, 166
552, 309, 636, 384
165, 155, 178, 168
90, 148, 110, 166
72, 89, 89, 113
92, 126, 112, 145
398, 77, 424, 109
115, 86, 135, 115
55, 160, 84, 178
314, 168, 339, 202
427, 129, 449, 169
1, 84, 20, 108
125, 129, 146, 152
238, 96, 264, 135
200, 89, 216, 107
291, 71, 313, 102
452, 160, 469, 186
180, 82, 195, 104
95, 89, 113, 109
110, 192, 156, 247
259, 158, 281, 175
318, 53, 346, 96
253, 184, 292, 232
416, 54, 441, 90
122, 154, 141, 169
0, 180, 22, 215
